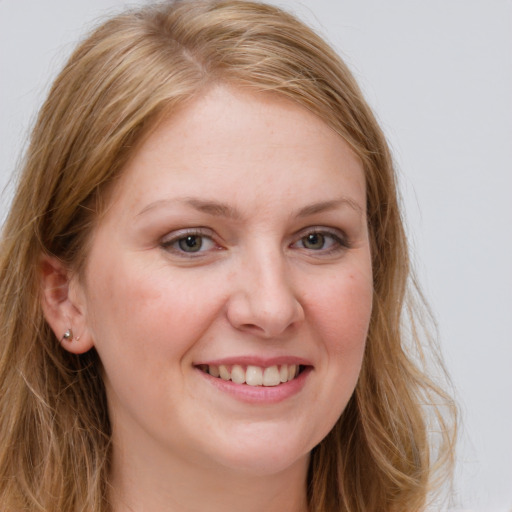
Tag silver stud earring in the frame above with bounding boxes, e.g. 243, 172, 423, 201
61, 329, 74, 342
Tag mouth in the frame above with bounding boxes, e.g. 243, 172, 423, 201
196, 363, 306, 387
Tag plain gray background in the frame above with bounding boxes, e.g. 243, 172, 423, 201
1, 1, 511, 510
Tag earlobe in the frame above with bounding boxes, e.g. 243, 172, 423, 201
40, 255, 94, 354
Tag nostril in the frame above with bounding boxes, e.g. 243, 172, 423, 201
239, 322, 264, 333
238, 320, 295, 339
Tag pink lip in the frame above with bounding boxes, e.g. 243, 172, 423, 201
195, 365, 313, 404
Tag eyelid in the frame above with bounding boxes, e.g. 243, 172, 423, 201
161, 227, 213, 243
160, 227, 221, 256
159, 225, 350, 259
291, 226, 350, 253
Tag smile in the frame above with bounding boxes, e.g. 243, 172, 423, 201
197, 364, 305, 387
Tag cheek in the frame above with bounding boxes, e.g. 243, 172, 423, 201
84, 254, 225, 360
300, 268, 372, 445
86, 263, 163, 341
308, 268, 373, 357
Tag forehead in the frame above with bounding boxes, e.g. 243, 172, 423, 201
108, 85, 366, 218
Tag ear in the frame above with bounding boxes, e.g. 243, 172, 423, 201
40, 255, 95, 354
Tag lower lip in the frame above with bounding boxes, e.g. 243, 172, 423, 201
197, 366, 312, 404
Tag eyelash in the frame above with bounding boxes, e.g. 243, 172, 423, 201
160, 227, 350, 257
160, 228, 220, 256
291, 228, 350, 256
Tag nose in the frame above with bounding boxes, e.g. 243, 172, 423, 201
226, 251, 305, 338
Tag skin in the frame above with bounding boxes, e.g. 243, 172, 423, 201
43, 85, 373, 512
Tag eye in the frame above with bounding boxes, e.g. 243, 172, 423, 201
161, 229, 218, 256
292, 228, 348, 255
301, 232, 329, 250
177, 235, 206, 253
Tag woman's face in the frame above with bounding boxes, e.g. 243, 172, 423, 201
72, 86, 373, 477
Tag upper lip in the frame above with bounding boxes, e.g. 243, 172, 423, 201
194, 355, 312, 368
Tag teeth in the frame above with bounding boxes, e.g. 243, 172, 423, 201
288, 364, 297, 382
208, 365, 220, 378
204, 364, 302, 387
219, 365, 230, 380
231, 364, 245, 384
246, 365, 263, 386
262, 366, 280, 386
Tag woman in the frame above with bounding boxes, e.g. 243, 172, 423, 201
0, 1, 456, 511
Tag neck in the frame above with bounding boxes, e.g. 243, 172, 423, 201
108, 440, 310, 512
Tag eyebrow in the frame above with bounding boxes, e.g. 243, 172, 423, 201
296, 198, 363, 217
137, 196, 363, 219
137, 197, 242, 219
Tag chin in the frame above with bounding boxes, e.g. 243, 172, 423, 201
196, 425, 317, 477
215, 447, 310, 477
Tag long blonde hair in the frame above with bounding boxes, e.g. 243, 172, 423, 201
0, 1, 456, 510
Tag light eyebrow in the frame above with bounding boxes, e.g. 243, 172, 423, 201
137, 196, 362, 220
186, 198, 242, 219
295, 198, 363, 218
137, 197, 243, 220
